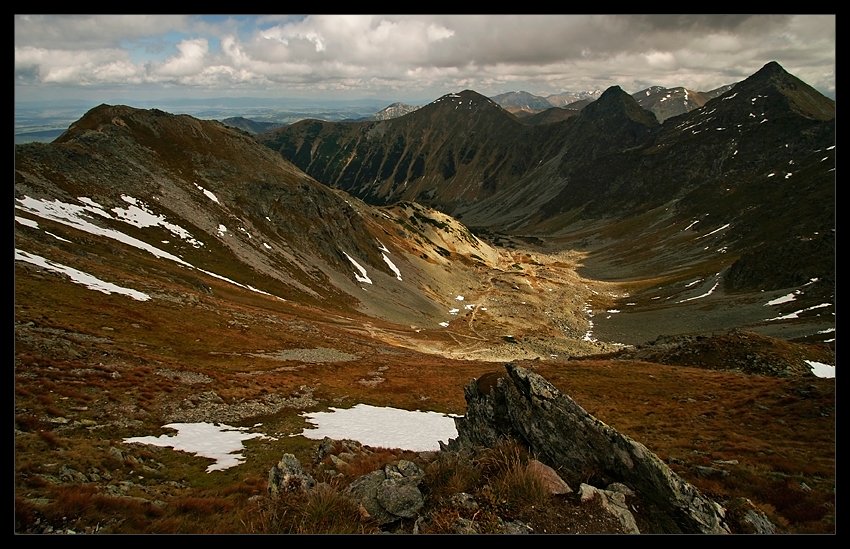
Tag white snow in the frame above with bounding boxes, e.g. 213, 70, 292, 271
300, 404, 458, 451
46, 232, 72, 243
194, 183, 220, 204
125, 423, 266, 472
765, 292, 798, 306
343, 252, 373, 284
15, 249, 151, 301
766, 303, 831, 321
196, 269, 276, 298
15, 195, 286, 299
217, 224, 228, 236
16, 196, 191, 267
113, 195, 203, 248
676, 279, 720, 303
15, 216, 38, 228
439, 322, 449, 327
697, 223, 731, 239
456, 295, 465, 301
382, 253, 402, 281
805, 361, 835, 379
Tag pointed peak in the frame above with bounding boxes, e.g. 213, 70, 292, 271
755, 60, 786, 76
722, 61, 834, 120
582, 86, 658, 126
597, 85, 629, 101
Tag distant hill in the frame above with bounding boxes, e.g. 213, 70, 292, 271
219, 116, 284, 135
372, 102, 420, 120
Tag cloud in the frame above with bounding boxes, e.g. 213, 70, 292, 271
13, 14, 835, 100
14, 14, 188, 49
156, 38, 210, 77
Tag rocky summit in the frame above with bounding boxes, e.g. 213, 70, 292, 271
15, 61, 833, 534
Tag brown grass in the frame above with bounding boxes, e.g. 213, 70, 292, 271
14, 230, 833, 534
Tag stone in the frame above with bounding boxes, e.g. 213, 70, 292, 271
267, 454, 316, 497
579, 483, 640, 534
348, 466, 425, 525
450, 363, 732, 534
528, 459, 572, 494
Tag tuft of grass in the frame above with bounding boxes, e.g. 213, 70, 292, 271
479, 441, 549, 513
243, 482, 375, 534
422, 450, 481, 501
296, 483, 370, 534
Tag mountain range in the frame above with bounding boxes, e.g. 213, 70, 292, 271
14, 61, 834, 534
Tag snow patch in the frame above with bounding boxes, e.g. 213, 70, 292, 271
805, 361, 834, 379
343, 252, 372, 284
125, 423, 266, 472
300, 404, 458, 452
766, 303, 831, 321
16, 249, 150, 301
194, 183, 220, 204
382, 253, 402, 281
766, 292, 798, 306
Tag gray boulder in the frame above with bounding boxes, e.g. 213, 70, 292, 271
451, 363, 732, 534
347, 460, 426, 524
267, 454, 316, 497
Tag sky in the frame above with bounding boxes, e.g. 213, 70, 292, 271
15, 15, 835, 106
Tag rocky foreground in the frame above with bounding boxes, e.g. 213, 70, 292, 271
265, 364, 778, 534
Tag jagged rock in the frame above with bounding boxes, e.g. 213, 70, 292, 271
347, 460, 426, 524
377, 478, 423, 518
500, 518, 534, 534
725, 497, 777, 534
579, 483, 640, 534
450, 363, 731, 534
449, 492, 479, 512
267, 454, 316, 497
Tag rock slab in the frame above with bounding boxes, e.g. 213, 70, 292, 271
451, 363, 731, 534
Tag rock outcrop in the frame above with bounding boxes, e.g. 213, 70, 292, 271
347, 460, 426, 524
449, 363, 731, 534
267, 454, 316, 497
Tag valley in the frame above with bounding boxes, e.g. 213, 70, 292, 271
15, 61, 834, 534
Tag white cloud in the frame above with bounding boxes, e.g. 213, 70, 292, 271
156, 38, 210, 77
13, 14, 835, 101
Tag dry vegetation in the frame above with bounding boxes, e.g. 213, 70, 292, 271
14, 224, 834, 534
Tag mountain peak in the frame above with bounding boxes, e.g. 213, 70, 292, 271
719, 61, 834, 121
755, 60, 786, 76
580, 85, 658, 126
